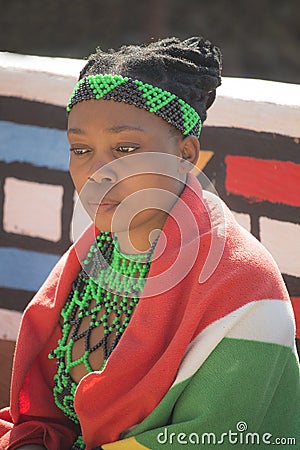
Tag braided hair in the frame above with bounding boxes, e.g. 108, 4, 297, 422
79, 36, 222, 125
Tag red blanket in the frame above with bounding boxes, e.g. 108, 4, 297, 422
0, 175, 296, 450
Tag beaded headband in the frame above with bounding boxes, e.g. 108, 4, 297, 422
67, 74, 202, 138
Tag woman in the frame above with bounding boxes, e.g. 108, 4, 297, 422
0, 36, 299, 450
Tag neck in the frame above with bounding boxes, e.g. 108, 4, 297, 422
108, 178, 187, 254
115, 217, 167, 255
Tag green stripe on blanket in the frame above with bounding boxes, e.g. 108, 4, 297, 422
121, 338, 300, 449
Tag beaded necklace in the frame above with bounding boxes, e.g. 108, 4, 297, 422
49, 231, 157, 450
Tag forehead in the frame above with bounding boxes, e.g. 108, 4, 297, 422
67, 98, 171, 135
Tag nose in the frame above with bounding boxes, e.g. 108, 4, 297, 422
88, 162, 118, 184
88, 174, 115, 184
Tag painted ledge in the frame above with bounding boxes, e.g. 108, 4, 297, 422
0, 52, 84, 107
0, 52, 300, 137
206, 78, 300, 138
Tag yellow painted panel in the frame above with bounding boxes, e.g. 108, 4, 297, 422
192, 150, 214, 173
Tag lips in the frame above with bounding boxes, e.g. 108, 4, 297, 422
88, 198, 119, 206
87, 198, 119, 215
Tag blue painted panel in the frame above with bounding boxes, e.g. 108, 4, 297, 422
0, 247, 60, 292
0, 121, 69, 171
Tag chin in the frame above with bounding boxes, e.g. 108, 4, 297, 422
94, 217, 127, 234
94, 218, 113, 233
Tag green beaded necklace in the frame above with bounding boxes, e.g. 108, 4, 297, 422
49, 231, 156, 450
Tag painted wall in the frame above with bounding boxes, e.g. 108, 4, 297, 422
0, 52, 299, 407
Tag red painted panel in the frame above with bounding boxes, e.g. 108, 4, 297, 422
291, 297, 300, 338
225, 156, 300, 207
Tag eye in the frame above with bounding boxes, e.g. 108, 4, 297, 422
70, 147, 91, 156
114, 145, 139, 154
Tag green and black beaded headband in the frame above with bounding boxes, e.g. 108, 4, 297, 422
67, 74, 202, 138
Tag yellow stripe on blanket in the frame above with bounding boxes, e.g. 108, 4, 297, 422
102, 436, 149, 449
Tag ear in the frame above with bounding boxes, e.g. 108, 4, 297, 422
178, 136, 200, 172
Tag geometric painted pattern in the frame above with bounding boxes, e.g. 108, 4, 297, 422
1, 97, 300, 342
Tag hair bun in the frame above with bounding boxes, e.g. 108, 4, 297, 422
80, 35, 222, 124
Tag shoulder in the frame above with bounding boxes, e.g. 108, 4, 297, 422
23, 247, 72, 311
23, 224, 97, 312
186, 190, 293, 342
202, 189, 285, 284
193, 190, 290, 317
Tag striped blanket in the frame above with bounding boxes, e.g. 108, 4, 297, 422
0, 174, 299, 450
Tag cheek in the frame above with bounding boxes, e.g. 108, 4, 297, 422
143, 174, 181, 194
117, 175, 182, 210
69, 165, 86, 193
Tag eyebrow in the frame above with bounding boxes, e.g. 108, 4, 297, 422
106, 125, 145, 134
67, 125, 145, 135
67, 127, 85, 135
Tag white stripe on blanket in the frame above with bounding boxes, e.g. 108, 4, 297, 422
172, 299, 297, 387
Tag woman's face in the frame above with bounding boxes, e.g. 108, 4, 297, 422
68, 99, 198, 250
